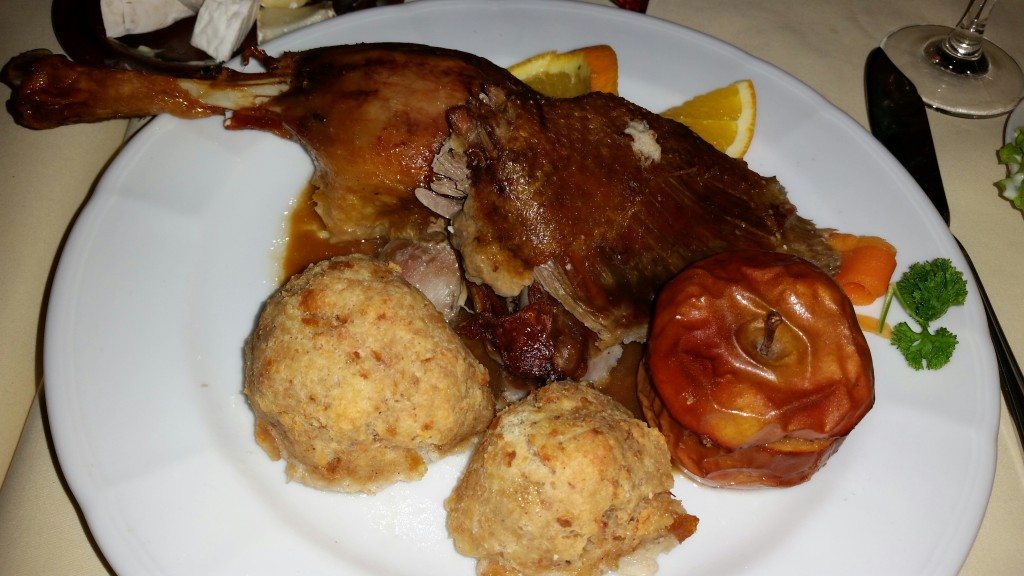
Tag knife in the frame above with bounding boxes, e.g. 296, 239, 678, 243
864, 47, 1024, 448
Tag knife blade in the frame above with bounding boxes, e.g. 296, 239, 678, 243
865, 48, 949, 223
864, 47, 1024, 448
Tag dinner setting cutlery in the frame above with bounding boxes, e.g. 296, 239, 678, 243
864, 46, 1024, 448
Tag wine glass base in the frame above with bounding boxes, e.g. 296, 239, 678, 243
882, 24, 1024, 117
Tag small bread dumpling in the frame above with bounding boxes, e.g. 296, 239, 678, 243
244, 255, 494, 493
446, 382, 697, 576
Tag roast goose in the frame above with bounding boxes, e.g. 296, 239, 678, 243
2, 42, 838, 381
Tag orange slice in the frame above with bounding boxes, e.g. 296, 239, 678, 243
508, 45, 618, 97
661, 79, 756, 158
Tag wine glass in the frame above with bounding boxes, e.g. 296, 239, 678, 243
881, 0, 1024, 117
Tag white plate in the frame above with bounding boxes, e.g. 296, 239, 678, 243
43, 1, 1000, 574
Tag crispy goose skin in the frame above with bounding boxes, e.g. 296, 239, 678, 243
434, 87, 839, 346
230, 45, 522, 240
2, 44, 522, 241
1, 49, 291, 127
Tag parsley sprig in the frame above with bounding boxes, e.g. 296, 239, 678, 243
878, 258, 968, 370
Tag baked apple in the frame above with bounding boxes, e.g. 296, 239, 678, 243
640, 249, 874, 488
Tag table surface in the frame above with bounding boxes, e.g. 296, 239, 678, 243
2, 0, 1022, 574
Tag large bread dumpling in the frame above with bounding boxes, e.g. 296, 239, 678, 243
446, 382, 697, 576
244, 255, 494, 493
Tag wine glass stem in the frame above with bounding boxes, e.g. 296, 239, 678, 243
943, 0, 996, 61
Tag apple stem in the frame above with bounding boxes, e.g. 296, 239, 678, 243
758, 310, 783, 357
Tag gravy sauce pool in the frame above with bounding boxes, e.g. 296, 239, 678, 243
281, 184, 384, 280
282, 184, 644, 417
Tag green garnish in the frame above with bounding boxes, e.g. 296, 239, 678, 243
892, 258, 969, 324
995, 126, 1024, 212
878, 258, 968, 370
889, 323, 958, 371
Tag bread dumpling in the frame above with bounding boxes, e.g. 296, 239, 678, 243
446, 382, 696, 576
244, 255, 494, 493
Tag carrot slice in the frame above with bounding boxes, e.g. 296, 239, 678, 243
828, 233, 897, 305
857, 314, 893, 339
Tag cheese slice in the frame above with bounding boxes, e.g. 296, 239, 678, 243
191, 0, 260, 62
257, 3, 334, 44
100, 0, 198, 37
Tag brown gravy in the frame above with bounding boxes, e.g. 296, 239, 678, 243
281, 184, 384, 280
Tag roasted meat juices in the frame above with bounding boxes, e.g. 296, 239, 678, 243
640, 250, 874, 488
